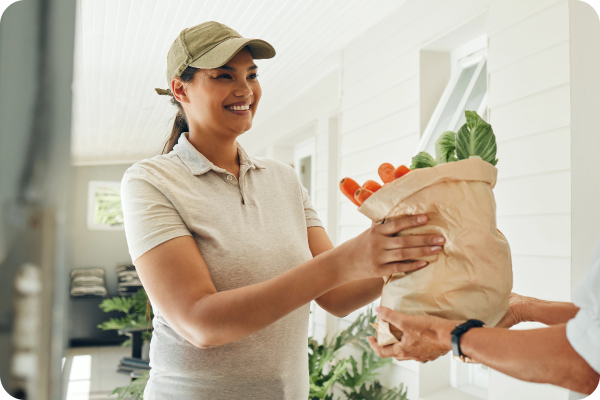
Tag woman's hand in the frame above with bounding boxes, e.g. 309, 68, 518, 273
334, 214, 444, 282
367, 306, 456, 362
496, 293, 531, 329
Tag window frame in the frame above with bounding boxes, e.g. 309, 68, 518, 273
87, 180, 125, 231
416, 47, 488, 156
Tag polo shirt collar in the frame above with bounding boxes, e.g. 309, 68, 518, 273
172, 132, 266, 176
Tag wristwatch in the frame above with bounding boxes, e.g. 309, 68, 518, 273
451, 319, 485, 363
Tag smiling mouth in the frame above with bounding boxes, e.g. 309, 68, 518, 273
224, 106, 251, 114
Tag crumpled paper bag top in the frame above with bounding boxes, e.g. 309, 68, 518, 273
358, 158, 513, 346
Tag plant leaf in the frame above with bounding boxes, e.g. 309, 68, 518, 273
111, 370, 148, 399
410, 151, 437, 169
434, 131, 458, 164
465, 110, 485, 130
455, 111, 499, 166
99, 296, 135, 314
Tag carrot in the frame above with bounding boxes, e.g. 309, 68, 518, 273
362, 180, 382, 193
393, 165, 410, 179
354, 188, 374, 206
340, 177, 361, 207
378, 163, 395, 183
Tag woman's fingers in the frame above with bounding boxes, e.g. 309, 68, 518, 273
377, 214, 428, 236
384, 234, 445, 250
382, 245, 442, 265
382, 260, 429, 274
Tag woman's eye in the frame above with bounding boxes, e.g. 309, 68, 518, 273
217, 73, 259, 79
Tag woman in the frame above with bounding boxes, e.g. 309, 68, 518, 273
120, 21, 446, 399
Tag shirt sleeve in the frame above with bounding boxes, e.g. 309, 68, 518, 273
299, 182, 324, 229
566, 235, 600, 374
120, 165, 192, 264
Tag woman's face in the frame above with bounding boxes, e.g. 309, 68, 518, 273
177, 47, 261, 138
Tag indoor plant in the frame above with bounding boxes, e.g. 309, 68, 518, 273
108, 305, 408, 400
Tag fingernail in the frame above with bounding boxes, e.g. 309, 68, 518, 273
419, 261, 428, 267
433, 237, 445, 244
418, 215, 427, 223
374, 306, 383, 315
431, 246, 442, 251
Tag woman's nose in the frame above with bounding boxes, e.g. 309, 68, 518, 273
233, 79, 253, 96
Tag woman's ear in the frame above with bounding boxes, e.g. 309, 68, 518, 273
171, 78, 188, 104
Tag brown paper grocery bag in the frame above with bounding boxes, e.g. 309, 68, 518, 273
359, 157, 513, 346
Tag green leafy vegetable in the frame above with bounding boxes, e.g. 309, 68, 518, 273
434, 131, 458, 164
455, 110, 499, 166
410, 151, 437, 169
411, 111, 499, 170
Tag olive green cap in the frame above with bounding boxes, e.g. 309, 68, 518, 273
155, 21, 276, 95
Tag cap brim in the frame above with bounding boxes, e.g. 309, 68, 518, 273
188, 37, 276, 69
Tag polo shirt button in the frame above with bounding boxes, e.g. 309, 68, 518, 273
227, 175, 233, 181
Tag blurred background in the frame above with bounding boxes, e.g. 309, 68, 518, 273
1, 0, 599, 399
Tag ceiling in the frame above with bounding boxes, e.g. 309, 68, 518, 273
70, 0, 408, 166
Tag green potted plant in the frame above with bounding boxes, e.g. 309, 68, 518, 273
308, 306, 408, 400
108, 305, 408, 400
97, 287, 153, 352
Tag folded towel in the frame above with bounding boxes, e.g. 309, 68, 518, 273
70, 268, 107, 297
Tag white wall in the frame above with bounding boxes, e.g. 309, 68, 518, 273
242, 0, 591, 398
486, 0, 572, 398
70, 164, 134, 295
569, 0, 600, 293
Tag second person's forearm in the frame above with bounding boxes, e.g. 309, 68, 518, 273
189, 248, 348, 348
525, 297, 580, 325
458, 324, 599, 394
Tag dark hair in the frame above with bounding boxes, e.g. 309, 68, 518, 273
159, 66, 201, 155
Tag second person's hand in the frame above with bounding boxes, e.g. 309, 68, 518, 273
367, 306, 456, 362
334, 214, 445, 282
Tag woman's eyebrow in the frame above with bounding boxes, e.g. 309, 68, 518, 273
216, 65, 258, 72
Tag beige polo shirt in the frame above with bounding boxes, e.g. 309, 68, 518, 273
120, 131, 324, 399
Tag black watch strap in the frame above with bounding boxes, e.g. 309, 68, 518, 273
451, 319, 485, 363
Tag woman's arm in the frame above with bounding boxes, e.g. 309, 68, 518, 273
136, 235, 347, 349
308, 226, 384, 318
135, 215, 440, 349
309, 222, 444, 318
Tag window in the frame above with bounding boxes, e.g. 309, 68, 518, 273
87, 180, 124, 231
417, 42, 488, 157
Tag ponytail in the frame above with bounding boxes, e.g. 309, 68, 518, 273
159, 65, 200, 155
161, 111, 188, 155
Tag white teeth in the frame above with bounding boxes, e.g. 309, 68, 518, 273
226, 105, 250, 111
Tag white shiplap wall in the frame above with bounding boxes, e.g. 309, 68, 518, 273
246, 0, 577, 399
486, 0, 571, 398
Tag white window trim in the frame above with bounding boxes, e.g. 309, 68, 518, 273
448, 52, 487, 131
293, 137, 316, 203
87, 180, 124, 231
293, 138, 318, 336
416, 46, 488, 155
